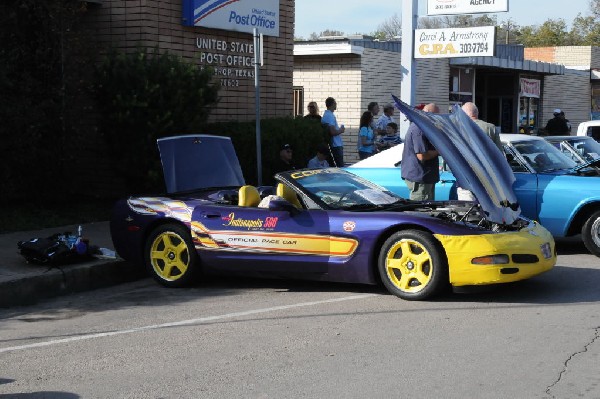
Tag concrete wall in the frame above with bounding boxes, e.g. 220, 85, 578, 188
543, 69, 591, 130
415, 58, 450, 113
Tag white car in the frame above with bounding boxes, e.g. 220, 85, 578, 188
576, 120, 600, 142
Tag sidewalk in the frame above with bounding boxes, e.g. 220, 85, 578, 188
0, 222, 144, 308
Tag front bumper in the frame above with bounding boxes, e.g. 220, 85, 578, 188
435, 221, 556, 287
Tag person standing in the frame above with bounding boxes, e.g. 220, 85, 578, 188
401, 103, 440, 201
376, 103, 395, 135
357, 111, 376, 160
307, 143, 330, 169
545, 109, 570, 135
304, 101, 321, 122
322, 97, 345, 167
367, 102, 381, 134
561, 110, 572, 133
457, 102, 502, 201
461, 102, 502, 151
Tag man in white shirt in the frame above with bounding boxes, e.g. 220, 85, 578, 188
376, 103, 395, 134
322, 97, 345, 166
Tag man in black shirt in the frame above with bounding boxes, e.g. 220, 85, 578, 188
545, 108, 570, 135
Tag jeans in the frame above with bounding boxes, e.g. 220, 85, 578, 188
330, 146, 344, 167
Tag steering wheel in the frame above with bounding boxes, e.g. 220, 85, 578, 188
332, 189, 356, 207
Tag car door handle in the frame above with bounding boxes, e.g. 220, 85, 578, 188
201, 212, 221, 219
440, 180, 455, 184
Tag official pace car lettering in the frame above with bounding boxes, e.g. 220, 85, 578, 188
127, 197, 193, 222
190, 221, 357, 257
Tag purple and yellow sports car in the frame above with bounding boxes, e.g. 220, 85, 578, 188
110, 133, 555, 300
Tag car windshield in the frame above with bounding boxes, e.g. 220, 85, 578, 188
559, 138, 600, 164
511, 139, 578, 172
288, 169, 402, 210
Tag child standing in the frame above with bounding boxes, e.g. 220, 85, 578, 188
376, 122, 402, 152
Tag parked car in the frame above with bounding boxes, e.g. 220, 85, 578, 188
545, 135, 600, 167
576, 120, 600, 142
350, 129, 600, 257
110, 134, 555, 301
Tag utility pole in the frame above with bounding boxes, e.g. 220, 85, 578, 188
400, 0, 418, 139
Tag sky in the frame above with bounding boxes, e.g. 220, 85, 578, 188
294, 0, 592, 39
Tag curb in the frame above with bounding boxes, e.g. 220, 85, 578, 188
0, 259, 145, 308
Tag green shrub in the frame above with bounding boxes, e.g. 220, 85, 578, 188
0, 0, 89, 202
93, 47, 219, 193
205, 117, 327, 186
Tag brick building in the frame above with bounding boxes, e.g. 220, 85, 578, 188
525, 46, 600, 125
84, 0, 295, 122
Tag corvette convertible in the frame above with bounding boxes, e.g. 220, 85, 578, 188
349, 99, 600, 258
110, 133, 555, 300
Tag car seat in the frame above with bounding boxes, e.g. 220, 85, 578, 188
276, 183, 302, 209
238, 185, 260, 207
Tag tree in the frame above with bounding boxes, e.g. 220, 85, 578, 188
418, 14, 496, 29
0, 0, 91, 201
518, 19, 569, 47
308, 29, 345, 40
372, 14, 402, 40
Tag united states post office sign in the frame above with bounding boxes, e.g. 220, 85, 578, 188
427, 0, 508, 16
414, 26, 496, 59
182, 0, 280, 37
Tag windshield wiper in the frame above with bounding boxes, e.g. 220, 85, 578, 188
343, 204, 384, 211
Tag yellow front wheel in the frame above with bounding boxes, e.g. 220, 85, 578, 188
378, 230, 448, 300
145, 224, 200, 287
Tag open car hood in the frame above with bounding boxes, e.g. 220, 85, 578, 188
392, 96, 520, 224
158, 135, 245, 194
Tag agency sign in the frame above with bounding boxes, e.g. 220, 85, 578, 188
182, 0, 280, 37
427, 0, 508, 16
414, 26, 496, 59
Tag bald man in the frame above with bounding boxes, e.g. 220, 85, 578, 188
461, 102, 502, 151
401, 103, 440, 201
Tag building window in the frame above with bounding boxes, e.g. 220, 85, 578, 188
449, 67, 473, 110
293, 87, 304, 117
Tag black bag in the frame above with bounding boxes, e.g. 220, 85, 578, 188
18, 233, 88, 265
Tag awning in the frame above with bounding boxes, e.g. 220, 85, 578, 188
450, 56, 564, 75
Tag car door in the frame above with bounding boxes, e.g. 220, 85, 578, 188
191, 203, 336, 274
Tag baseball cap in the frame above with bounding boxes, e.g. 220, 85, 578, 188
553, 108, 562, 114
281, 143, 292, 151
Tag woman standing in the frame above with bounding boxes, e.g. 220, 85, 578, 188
303, 101, 321, 122
358, 111, 375, 160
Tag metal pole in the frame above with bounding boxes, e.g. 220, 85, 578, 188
400, 0, 418, 139
254, 28, 262, 186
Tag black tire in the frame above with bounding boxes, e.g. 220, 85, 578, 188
144, 224, 200, 287
378, 230, 448, 300
582, 210, 600, 257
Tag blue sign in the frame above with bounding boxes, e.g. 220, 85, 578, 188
182, 0, 280, 37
